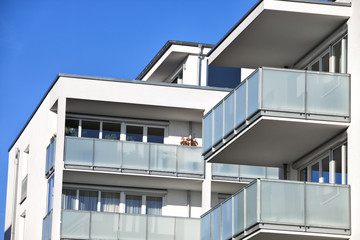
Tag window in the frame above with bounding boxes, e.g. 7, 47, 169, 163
146, 196, 162, 215
299, 142, 347, 184
62, 189, 77, 210
65, 119, 79, 137
126, 125, 143, 142
101, 192, 120, 212
47, 175, 54, 213
78, 190, 98, 211
45, 139, 55, 176
147, 127, 164, 143
81, 121, 100, 138
102, 122, 120, 140
125, 195, 142, 214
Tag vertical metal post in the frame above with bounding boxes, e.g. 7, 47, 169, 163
342, 144, 347, 184
258, 68, 263, 110
257, 179, 261, 223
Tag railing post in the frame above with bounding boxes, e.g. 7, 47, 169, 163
258, 68, 263, 110
257, 179, 261, 223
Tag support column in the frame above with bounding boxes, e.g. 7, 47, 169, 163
52, 97, 66, 239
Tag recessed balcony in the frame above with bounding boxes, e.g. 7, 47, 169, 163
201, 179, 351, 240
64, 137, 204, 178
60, 210, 200, 240
203, 67, 350, 167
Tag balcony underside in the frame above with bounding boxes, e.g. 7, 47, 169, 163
240, 229, 350, 240
207, 115, 348, 167
208, 0, 351, 69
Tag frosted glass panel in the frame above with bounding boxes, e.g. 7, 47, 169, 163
306, 184, 350, 229
94, 140, 121, 168
61, 211, 90, 239
247, 71, 259, 118
213, 103, 224, 144
260, 181, 304, 225
201, 213, 211, 240
266, 167, 280, 179
212, 163, 239, 178
150, 144, 176, 172
235, 83, 246, 127
147, 216, 175, 240
90, 212, 119, 239
177, 147, 203, 175
65, 138, 93, 166
224, 93, 235, 136
122, 142, 149, 170
211, 206, 221, 240
262, 69, 305, 112
119, 214, 147, 239
203, 113, 213, 153
176, 218, 201, 240
245, 182, 257, 229
240, 165, 265, 179
307, 73, 349, 116
222, 199, 233, 240
234, 191, 244, 235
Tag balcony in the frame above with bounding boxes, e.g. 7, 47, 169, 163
201, 179, 350, 240
203, 68, 350, 167
64, 137, 204, 178
60, 210, 200, 240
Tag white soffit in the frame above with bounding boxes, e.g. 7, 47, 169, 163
208, 0, 351, 69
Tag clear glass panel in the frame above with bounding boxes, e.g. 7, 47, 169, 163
50, 140, 55, 170
146, 196, 162, 216
122, 141, 149, 170
119, 214, 147, 239
175, 218, 201, 240
213, 102, 224, 145
79, 190, 98, 211
312, 61, 320, 71
224, 93, 235, 137
321, 156, 330, 184
147, 216, 175, 240
311, 162, 320, 183
260, 181, 304, 225
203, 113, 213, 153
240, 165, 265, 179
333, 40, 342, 73
101, 192, 120, 212
245, 182, 257, 229
266, 167, 279, 179
211, 206, 221, 240
149, 144, 176, 172
94, 139, 122, 168
62, 189, 77, 210
212, 163, 239, 178
46, 145, 50, 173
300, 168, 307, 182
306, 184, 350, 229
81, 121, 100, 138
222, 198, 233, 240
61, 210, 90, 239
306, 73, 349, 116
234, 191, 244, 235
262, 69, 305, 113
64, 138, 94, 166
125, 195, 142, 214
65, 119, 79, 137
126, 125, 143, 142
321, 53, 330, 72
102, 122, 120, 140
201, 213, 211, 240
177, 147, 203, 175
47, 176, 54, 213
90, 212, 119, 239
247, 70, 260, 118
235, 83, 246, 127
333, 146, 342, 184
148, 127, 165, 143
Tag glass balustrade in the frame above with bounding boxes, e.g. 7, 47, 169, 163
61, 210, 201, 240
203, 67, 350, 155
64, 137, 204, 177
212, 163, 280, 180
201, 179, 350, 240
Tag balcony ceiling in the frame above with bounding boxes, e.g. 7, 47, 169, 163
242, 229, 350, 240
207, 116, 348, 167
208, 0, 351, 69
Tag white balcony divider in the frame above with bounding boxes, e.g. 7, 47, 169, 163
201, 179, 351, 240
64, 137, 204, 177
61, 210, 201, 240
203, 67, 350, 155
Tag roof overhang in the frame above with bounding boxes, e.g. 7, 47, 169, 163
208, 0, 351, 69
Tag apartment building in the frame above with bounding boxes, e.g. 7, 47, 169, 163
3, 40, 280, 240
4, 0, 358, 239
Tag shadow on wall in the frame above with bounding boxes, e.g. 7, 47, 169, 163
4, 225, 11, 240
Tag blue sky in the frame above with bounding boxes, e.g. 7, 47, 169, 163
0, 0, 258, 237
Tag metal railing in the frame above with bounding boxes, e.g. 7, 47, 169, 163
64, 137, 204, 177
203, 67, 350, 154
61, 210, 200, 240
201, 179, 351, 240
